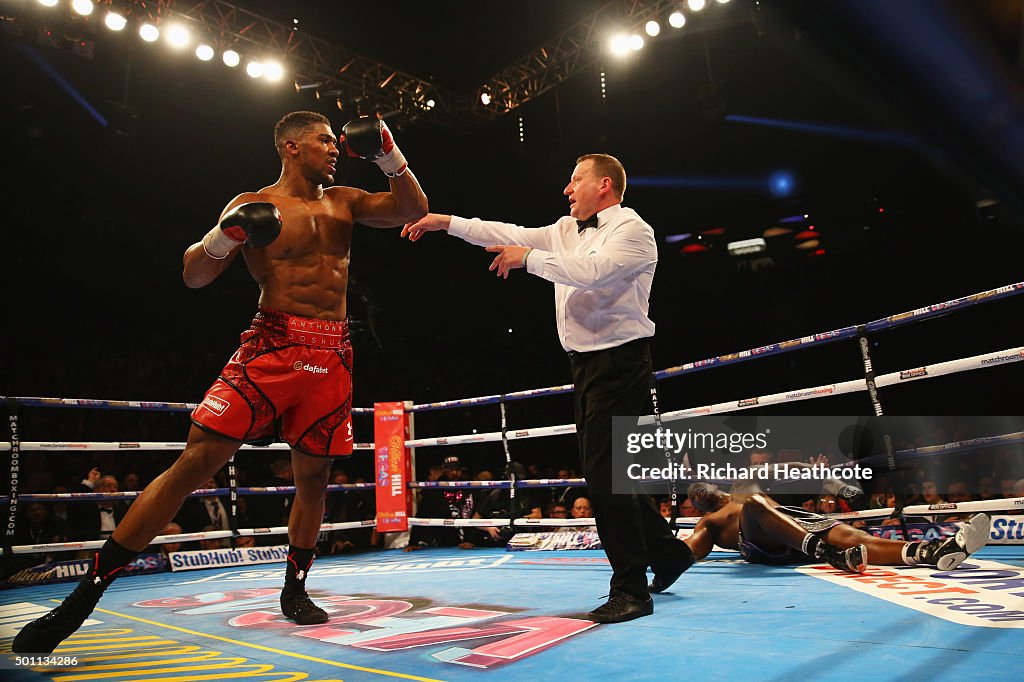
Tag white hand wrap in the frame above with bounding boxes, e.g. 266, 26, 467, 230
201, 226, 243, 260
374, 146, 408, 177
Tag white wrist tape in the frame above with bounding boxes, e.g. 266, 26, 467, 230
375, 146, 408, 177
202, 227, 242, 259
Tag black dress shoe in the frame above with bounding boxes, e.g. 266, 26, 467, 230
587, 593, 654, 624
649, 543, 696, 593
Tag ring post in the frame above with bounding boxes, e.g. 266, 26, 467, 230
3, 398, 21, 572
855, 327, 909, 537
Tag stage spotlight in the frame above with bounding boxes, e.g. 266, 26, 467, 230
480, 90, 491, 105
104, 11, 127, 31
195, 44, 214, 61
668, 12, 686, 28
645, 20, 660, 37
609, 33, 630, 56
223, 50, 240, 67
687, 0, 706, 11
38, 0, 59, 7
246, 61, 264, 78
629, 34, 644, 51
165, 24, 190, 48
263, 61, 284, 81
71, 0, 94, 17
425, 99, 435, 109
139, 23, 159, 42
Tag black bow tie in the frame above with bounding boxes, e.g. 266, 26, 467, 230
576, 215, 598, 233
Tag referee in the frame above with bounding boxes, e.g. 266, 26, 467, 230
402, 153, 695, 622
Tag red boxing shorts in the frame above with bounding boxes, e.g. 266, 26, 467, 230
191, 307, 354, 456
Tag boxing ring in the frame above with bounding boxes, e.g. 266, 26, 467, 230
2, 281, 1024, 680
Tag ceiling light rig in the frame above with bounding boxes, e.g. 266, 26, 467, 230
17, 0, 740, 127
19, 1, 292, 86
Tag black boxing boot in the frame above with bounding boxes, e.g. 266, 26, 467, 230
13, 538, 137, 653
817, 541, 868, 574
280, 545, 328, 625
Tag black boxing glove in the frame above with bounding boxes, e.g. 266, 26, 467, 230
341, 117, 408, 176
202, 202, 282, 259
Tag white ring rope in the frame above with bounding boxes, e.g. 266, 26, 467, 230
408, 518, 513, 528
644, 345, 1024, 422
0, 441, 374, 452
513, 518, 605, 528
405, 423, 577, 449
410, 478, 587, 490
0, 520, 376, 556
903, 497, 1024, 516
827, 508, 896, 520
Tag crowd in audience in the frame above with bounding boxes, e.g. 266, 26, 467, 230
4, 416, 1023, 579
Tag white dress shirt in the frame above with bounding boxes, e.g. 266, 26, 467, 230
448, 204, 657, 352
204, 497, 230, 530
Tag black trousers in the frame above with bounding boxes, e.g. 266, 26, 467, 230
570, 338, 688, 599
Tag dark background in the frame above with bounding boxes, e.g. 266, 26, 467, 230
3, 0, 1023, 478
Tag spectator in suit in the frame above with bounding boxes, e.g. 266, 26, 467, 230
15, 502, 67, 546
68, 473, 128, 543
9, 502, 68, 572
176, 478, 231, 534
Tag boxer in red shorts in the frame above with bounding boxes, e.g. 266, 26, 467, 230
15, 111, 428, 653
194, 308, 355, 457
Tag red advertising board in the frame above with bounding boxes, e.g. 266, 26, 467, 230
374, 402, 411, 532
